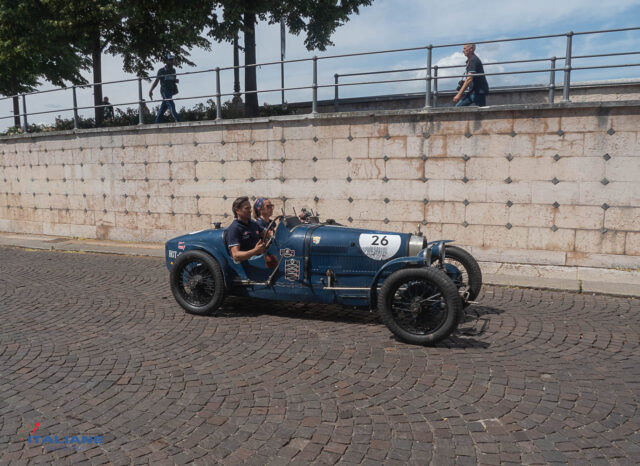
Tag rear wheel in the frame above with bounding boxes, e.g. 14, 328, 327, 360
170, 250, 225, 315
378, 267, 462, 345
439, 245, 482, 307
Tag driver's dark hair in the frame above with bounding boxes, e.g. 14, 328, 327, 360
232, 196, 249, 218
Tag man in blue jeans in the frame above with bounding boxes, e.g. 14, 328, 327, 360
149, 54, 180, 123
453, 44, 489, 107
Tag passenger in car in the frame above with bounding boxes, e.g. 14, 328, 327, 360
227, 197, 267, 262
253, 197, 276, 230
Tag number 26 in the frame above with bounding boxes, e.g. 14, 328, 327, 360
371, 235, 388, 246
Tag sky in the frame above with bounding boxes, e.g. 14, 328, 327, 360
2, 0, 640, 130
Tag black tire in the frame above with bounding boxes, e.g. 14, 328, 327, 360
170, 250, 226, 316
440, 245, 482, 307
378, 267, 463, 345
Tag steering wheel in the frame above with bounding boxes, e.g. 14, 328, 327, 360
263, 215, 283, 249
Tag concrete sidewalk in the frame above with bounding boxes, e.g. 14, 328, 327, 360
0, 232, 164, 257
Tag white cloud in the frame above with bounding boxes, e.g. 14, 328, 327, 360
326, 0, 640, 52
436, 52, 466, 69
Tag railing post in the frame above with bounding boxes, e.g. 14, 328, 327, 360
433, 65, 439, 108
281, 60, 285, 107
562, 32, 573, 102
334, 74, 339, 112
424, 45, 432, 108
72, 86, 79, 129
548, 57, 556, 104
312, 56, 318, 114
216, 67, 222, 120
137, 78, 144, 125
21, 94, 28, 132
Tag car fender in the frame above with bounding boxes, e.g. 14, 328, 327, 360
427, 239, 455, 263
368, 256, 428, 309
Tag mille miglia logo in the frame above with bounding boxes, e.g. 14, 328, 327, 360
18, 421, 40, 440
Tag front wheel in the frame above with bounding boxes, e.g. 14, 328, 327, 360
170, 250, 226, 315
378, 267, 462, 345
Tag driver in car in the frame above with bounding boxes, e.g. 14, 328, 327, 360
227, 196, 269, 262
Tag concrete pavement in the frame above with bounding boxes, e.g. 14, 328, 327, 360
0, 245, 639, 464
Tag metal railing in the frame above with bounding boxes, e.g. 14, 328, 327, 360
334, 49, 640, 110
2, 26, 640, 133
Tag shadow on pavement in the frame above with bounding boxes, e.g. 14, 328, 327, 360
217, 297, 381, 325
431, 304, 505, 349
459, 304, 505, 335
208, 298, 504, 349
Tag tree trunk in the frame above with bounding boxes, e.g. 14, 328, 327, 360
243, 11, 258, 118
12, 96, 20, 128
10, 75, 20, 127
91, 32, 103, 127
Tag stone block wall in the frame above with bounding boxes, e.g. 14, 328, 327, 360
1, 102, 639, 292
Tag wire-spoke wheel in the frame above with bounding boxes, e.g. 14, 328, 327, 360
170, 250, 225, 315
438, 245, 482, 308
378, 267, 462, 345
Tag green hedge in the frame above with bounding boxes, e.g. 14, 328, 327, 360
2, 98, 292, 135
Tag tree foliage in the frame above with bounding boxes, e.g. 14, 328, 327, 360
1, 0, 374, 128
209, 1, 374, 51
208, 0, 374, 116
55, 1, 213, 76
0, 0, 88, 93
0, 0, 88, 125
50, 0, 214, 124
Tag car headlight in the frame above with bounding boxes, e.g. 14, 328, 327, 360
408, 235, 426, 256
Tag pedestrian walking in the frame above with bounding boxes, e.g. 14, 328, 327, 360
453, 43, 489, 107
149, 54, 180, 123
103, 96, 114, 119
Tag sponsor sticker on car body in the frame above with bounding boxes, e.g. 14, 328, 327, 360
358, 234, 401, 260
280, 248, 295, 258
284, 259, 300, 281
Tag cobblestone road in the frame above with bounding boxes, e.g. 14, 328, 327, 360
0, 247, 639, 465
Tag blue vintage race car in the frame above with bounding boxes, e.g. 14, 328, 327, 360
165, 214, 482, 345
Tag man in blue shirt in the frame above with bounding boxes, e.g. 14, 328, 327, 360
453, 44, 489, 107
149, 54, 180, 123
226, 197, 267, 262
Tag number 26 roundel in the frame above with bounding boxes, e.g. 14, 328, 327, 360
358, 234, 401, 260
